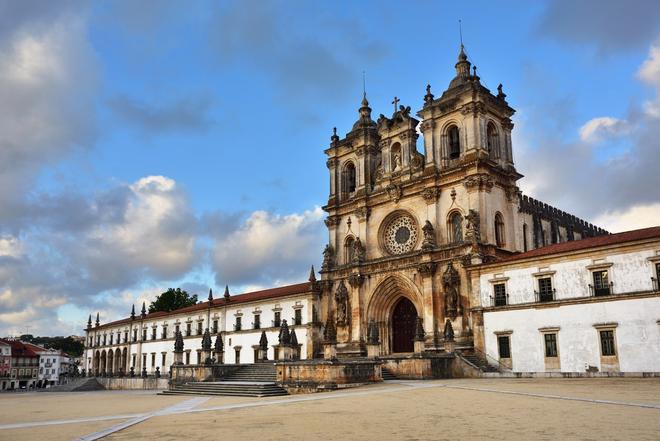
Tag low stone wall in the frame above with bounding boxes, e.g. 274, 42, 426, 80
169, 364, 242, 386
97, 377, 169, 390
276, 359, 381, 394
381, 354, 455, 379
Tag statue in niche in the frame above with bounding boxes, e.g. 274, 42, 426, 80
421, 220, 436, 251
465, 209, 481, 244
392, 153, 402, 171
442, 262, 461, 319
352, 238, 366, 264
322, 244, 334, 271
335, 281, 349, 325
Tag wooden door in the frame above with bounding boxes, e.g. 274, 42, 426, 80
392, 298, 417, 353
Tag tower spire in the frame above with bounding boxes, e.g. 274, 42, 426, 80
208, 288, 213, 302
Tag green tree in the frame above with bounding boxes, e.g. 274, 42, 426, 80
149, 288, 198, 313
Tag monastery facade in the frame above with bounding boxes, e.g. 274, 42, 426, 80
83, 46, 659, 377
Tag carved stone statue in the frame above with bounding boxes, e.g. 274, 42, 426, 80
278, 319, 291, 346
442, 262, 461, 319
465, 209, 481, 244
324, 314, 337, 342
367, 319, 379, 344
392, 153, 402, 171
444, 319, 455, 342
321, 244, 335, 271
352, 238, 366, 264
335, 281, 349, 325
174, 330, 184, 353
421, 220, 436, 251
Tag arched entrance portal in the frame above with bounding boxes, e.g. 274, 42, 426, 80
391, 297, 418, 353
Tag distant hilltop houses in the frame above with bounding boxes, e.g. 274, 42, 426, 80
84, 46, 660, 383
0, 338, 78, 391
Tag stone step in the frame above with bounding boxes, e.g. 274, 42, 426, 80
381, 368, 398, 381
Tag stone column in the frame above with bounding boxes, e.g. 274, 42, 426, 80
323, 318, 337, 360
413, 317, 426, 354
366, 319, 380, 358
200, 328, 213, 365
173, 331, 184, 365
214, 333, 224, 364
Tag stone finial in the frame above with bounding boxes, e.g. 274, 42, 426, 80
321, 244, 335, 271
174, 331, 184, 353
223, 285, 230, 301
424, 83, 434, 104
141, 302, 146, 318
414, 317, 425, 341
95, 312, 100, 327
308, 265, 317, 283
367, 319, 379, 345
214, 333, 224, 353
208, 288, 213, 302
331, 127, 339, 143
421, 220, 436, 251
87, 314, 92, 330
201, 328, 212, 351
443, 319, 455, 342
142, 366, 147, 378
155, 367, 161, 378
259, 331, 268, 351
278, 319, 291, 346
290, 329, 298, 346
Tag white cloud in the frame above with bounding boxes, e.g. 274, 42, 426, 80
638, 44, 660, 118
578, 117, 630, 143
593, 203, 660, 233
213, 207, 324, 286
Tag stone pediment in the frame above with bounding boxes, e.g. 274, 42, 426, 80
377, 105, 420, 132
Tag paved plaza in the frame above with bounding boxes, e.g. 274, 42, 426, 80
1, 378, 659, 440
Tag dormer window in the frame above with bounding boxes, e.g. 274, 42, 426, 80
448, 125, 460, 159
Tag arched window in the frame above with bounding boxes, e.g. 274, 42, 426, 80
449, 212, 463, 243
487, 122, 499, 158
522, 223, 528, 252
342, 162, 356, 196
448, 125, 460, 160
344, 236, 355, 264
495, 213, 505, 247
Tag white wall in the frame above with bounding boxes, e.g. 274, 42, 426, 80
483, 296, 660, 372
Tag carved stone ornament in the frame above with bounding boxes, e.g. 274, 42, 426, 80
417, 262, 437, 276
443, 319, 455, 342
386, 183, 403, 203
335, 280, 349, 325
367, 319, 380, 344
464, 209, 481, 244
321, 244, 335, 271
421, 220, 436, 251
173, 331, 184, 353
324, 215, 340, 228
421, 186, 439, 203
354, 207, 371, 221
463, 174, 494, 192
383, 214, 418, 255
324, 314, 337, 342
348, 272, 365, 288
326, 158, 338, 169
278, 319, 291, 346
414, 317, 425, 341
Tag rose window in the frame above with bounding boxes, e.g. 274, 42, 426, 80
383, 214, 418, 255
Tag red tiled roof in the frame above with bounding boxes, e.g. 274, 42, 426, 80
492, 226, 660, 265
0, 339, 42, 358
94, 281, 312, 330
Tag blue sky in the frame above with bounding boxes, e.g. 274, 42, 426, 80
1, 0, 659, 336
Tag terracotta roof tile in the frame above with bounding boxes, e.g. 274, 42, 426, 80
494, 226, 660, 264
94, 282, 312, 330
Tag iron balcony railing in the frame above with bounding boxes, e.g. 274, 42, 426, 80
489, 293, 509, 307
652, 277, 659, 292
534, 288, 556, 303
588, 281, 614, 297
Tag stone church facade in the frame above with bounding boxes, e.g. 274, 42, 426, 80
84, 46, 659, 377
318, 45, 606, 359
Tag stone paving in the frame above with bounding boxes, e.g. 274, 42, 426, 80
0, 378, 659, 440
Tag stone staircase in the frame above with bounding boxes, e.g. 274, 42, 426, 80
42, 377, 105, 392
457, 351, 501, 373
162, 363, 288, 398
381, 367, 398, 381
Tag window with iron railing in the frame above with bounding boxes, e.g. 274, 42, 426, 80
273, 311, 281, 328
294, 309, 302, 326
536, 277, 555, 302
653, 263, 660, 291
197, 322, 203, 335
590, 270, 611, 296
493, 283, 507, 307
162, 327, 167, 340
133, 330, 137, 342
234, 316, 242, 331
186, 323, 191, 336
253, 314, 260, 330
212, 320, 218, 334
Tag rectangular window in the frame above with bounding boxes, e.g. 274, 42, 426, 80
109, 334, 113, 345
538, 277, 554, 302
497, 335, 511, 359
124, 332, 128, 343
186, 323, 191, 336
161, 353, 166, 366
592, 270, 610, 296
151, 353, 155, 367
273, 311, 281, 328
132, 354, 136, 367
235, 316, 242, 331
654, 263, 660, 291
235, 347, 241, 364
142, 329, 147, 341
600, 330, 616, 356
162, 327, 167, 339
294, 309, 302, 326
185, 352, 190, 364
142, 354, 147, 368
133, 330, 137, 342
197, 322, 203, 335
494, 283, 507, 306
254, 314, 260, 329
103, 335, 107, 345
151, 329, 157, 340
544, 333, 558, 357
212, 320, 218, 333
175, 324, 180, 334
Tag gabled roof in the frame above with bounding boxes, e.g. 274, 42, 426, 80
489, 226, 660, 266
0, 339, 43, 358
93, 282, 313, 331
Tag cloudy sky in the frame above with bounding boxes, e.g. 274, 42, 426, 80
0, 0, 658, 337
